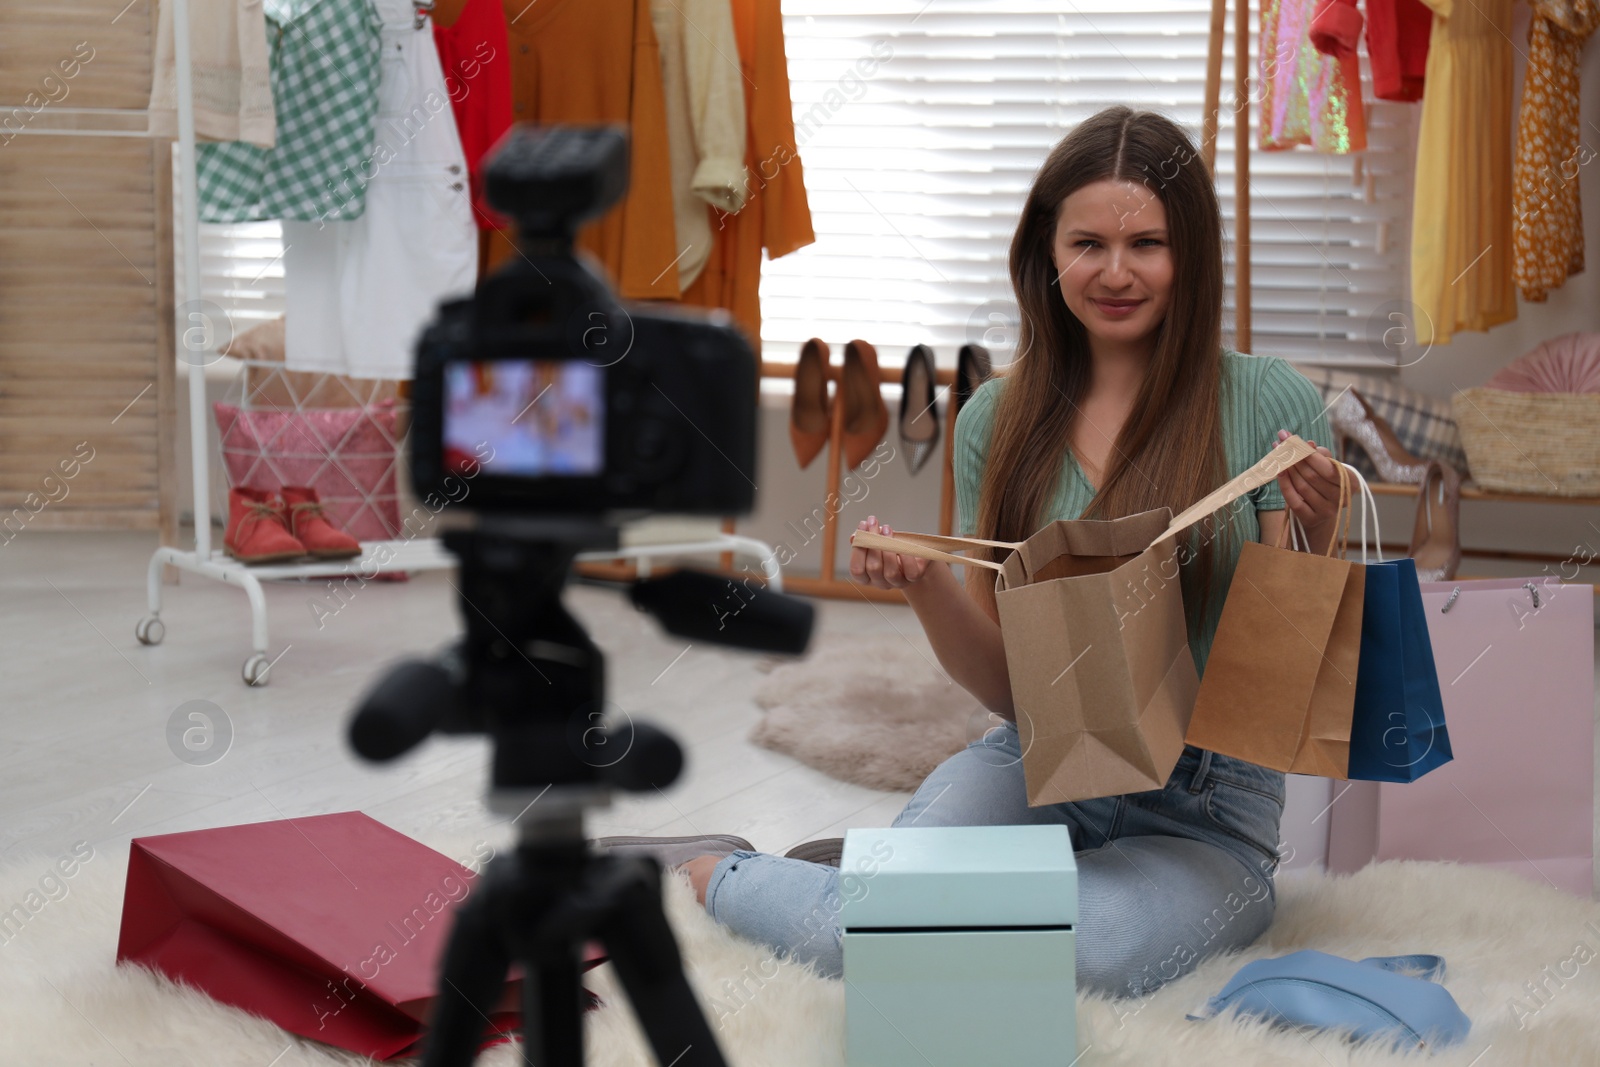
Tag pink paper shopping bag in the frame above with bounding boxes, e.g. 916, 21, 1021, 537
1328, 578, 1595, 897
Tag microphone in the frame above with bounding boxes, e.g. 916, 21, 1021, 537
628, 568, 813, 655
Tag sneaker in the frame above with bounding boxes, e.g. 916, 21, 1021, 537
593, 834, 754, 870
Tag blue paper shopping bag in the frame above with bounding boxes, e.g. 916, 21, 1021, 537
1348, 557, 1453, 781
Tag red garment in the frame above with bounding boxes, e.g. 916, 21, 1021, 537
1309, 0, 1431, 102
433, 0, 514, 230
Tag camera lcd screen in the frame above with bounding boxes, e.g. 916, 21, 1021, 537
443, 359, 604, 477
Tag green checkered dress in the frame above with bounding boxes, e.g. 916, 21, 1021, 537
197, 0, 382, 223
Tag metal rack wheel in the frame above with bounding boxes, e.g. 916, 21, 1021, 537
242, 653, 271, 687
135, 615, 165, 646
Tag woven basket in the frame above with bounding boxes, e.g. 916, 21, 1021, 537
1451, 387, 1600, 497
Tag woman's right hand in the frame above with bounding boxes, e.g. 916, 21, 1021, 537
849, 515, 935, 589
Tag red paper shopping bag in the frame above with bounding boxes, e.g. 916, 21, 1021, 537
116, 812, 607, 1060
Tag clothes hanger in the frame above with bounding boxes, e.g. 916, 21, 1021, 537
413, 0, 436, 30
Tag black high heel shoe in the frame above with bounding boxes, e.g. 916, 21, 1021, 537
898, 344, 940, 475
955, 343, 993, 420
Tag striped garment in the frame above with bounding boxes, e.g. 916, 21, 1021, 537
196, 0, 382, 223
952, 349, 1333, 680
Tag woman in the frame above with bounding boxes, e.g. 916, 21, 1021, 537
602, 106, 1345, 997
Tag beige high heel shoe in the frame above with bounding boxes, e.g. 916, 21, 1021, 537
1408, 460, 1462, 582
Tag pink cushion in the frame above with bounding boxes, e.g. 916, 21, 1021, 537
213, 400, 401, 541
1485, 332, 1600, 394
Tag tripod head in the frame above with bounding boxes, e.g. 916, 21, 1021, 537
349, 515, 812, 806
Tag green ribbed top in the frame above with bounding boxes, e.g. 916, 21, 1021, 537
953, 349, 1333, 679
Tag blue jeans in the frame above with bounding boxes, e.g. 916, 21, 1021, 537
704, 722, 1283, 997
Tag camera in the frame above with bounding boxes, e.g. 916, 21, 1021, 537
407, 124, 757, 517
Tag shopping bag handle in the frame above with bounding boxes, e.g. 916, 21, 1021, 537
1267, 457, 1351, 557
1264, 459, 1385, 562
848, 529, 1011, 572
848, 435, 1345, 570
1344, 463, 1383, 564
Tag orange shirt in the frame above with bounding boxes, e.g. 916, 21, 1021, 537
435, 0, 681, 299
676, 0, 815, 350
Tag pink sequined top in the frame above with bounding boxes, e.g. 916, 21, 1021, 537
1260, 0, 1368, 153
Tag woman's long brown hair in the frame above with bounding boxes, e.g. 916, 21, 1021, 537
969, 106, 1229, 638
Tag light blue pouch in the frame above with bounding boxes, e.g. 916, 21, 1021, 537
1187, 950, 1471, 1050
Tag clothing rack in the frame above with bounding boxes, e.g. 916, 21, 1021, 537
134, 0, 783, 686
1203, 0, 1254, 352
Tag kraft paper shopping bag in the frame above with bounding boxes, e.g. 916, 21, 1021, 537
851, 437, 1320, 803
1183, 461, 1367, 776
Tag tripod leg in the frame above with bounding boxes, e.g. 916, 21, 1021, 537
521, 950, 584, 1067
597, 860, 728, 1067
423, 884, 513, 1067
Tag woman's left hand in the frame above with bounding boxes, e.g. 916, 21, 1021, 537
1272, 429, 1343, 533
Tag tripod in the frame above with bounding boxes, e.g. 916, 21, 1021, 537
422, 787, 724, 1067
351, 516, 811, 1064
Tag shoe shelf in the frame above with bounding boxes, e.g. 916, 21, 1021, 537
1366, 481, 1600, 507
757, 357, 970, 604
1365, 480, 1600, 567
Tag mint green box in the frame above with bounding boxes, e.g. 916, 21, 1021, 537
839, 825, 1078, 1067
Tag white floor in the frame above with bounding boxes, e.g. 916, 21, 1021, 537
0, 529, 914, 866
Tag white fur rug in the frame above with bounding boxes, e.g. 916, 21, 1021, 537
3, 832, 1598, 1066
751, 636, 976, 792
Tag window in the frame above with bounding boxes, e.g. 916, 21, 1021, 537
762, 1, 1418, 373
180, 217, 285, 347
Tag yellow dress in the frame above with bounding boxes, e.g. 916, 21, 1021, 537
1513, 0, 1600, 302
1410, 0, 1517, 347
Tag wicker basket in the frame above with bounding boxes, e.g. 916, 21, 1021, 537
1451, 387, 1600, 497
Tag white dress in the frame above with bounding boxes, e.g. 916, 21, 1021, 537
283, 0, 477, 380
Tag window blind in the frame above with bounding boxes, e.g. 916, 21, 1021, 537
177, 1, 1419, 370
763, 0, 1419, 373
